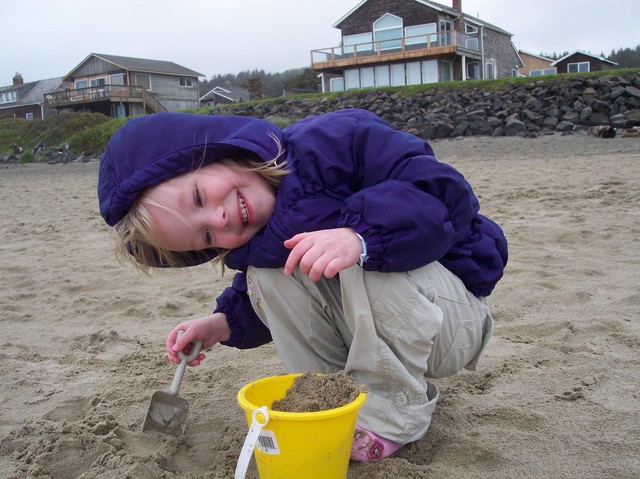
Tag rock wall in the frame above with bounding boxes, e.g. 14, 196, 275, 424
209, 71, 640, 139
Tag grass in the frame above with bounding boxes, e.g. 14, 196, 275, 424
2, 67, 638, 162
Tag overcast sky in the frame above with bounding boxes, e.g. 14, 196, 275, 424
2, 0, 639, 85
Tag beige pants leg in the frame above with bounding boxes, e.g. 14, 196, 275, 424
246, 262, 493, 443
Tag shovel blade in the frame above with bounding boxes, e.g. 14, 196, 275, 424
142, 391, 189, 434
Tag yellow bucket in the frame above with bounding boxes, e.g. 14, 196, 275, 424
237, 373, 366, 479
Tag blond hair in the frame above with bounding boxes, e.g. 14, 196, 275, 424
114, 145, 287, 273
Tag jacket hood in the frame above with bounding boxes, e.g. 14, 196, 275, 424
98, 112, 283, 227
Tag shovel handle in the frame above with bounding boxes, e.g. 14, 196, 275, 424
168, 331, 203, 396
176, 330, 203, 363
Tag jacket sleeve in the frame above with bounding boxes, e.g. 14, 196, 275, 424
215, 271, 272, 349
289, 109, 469, 271
285, 109, 506, 294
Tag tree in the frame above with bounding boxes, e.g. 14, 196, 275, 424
242, 75, 264, 100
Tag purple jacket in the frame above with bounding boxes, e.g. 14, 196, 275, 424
98, 109, 507, 350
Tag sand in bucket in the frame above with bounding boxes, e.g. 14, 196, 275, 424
236, 372, 367, 479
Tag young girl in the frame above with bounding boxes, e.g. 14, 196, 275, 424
98, 109, 507, 462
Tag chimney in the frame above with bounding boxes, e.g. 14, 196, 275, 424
13, 72, 24, 86
452, 0, 463, 32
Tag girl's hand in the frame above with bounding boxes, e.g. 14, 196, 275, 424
165, 313, 231, 365
284, 228, 362, 281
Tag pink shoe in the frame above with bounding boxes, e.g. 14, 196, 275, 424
350, 426, 406, 462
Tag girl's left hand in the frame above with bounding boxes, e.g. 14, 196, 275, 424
284, 228, 362, 281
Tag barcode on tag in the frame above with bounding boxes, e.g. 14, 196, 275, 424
256, 430, 280, 455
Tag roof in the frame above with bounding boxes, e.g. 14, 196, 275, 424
519, 50, 555, 62
200, 85, 250, 103
333, 0, 512, 36
64, 53, 204, 80
551, 50, 618, 66
0, 77, 64, 109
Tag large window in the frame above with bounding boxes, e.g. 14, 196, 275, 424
0, 90, 17, 104
406, 62, 422, 85
375, 65, 390, 87
530, 67, 557, 77
345, 69, 360, 90
343, 32, 373, 55
90, 77, 107, 87
405, 23, 437, 46
390, 64, 406, 86
568, 61, 590, 73
74, 79, 88, 90
373, 13, 403, 50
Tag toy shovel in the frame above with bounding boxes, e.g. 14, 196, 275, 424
142, 332, 203, 434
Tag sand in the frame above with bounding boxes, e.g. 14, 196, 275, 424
1, 133, 639, 479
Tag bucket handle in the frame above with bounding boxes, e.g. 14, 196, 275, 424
235, 406, 270, 479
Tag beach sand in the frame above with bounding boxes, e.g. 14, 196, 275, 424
1, 134, 638, 478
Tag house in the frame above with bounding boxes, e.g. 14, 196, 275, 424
200, 84, 250, 107
518, 50, 556, 77
0, 73, 65, 120
310, 0, 523, 92
551, 51, 618, 74
44, 53, 204, 118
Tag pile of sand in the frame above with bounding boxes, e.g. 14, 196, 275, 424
1, 133, 638, 478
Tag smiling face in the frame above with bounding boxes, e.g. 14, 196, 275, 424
144, 160, 276, 252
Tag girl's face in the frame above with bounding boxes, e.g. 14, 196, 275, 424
145, 161, 276, 252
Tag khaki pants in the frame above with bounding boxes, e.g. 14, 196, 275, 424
246, 262, 493, 443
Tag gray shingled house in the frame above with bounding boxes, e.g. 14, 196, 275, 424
0, 73, 65, 120
310, 0, 522, 92
44, 53, 204, 117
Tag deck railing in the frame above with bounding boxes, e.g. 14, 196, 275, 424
44, 85, 166, 113
311, 30, 480, 67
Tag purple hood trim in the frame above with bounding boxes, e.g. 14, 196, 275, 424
98, 112, 282, 227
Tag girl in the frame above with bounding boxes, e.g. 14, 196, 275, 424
98, 109, 507, 462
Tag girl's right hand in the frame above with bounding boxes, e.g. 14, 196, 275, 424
165, 312, 231, 366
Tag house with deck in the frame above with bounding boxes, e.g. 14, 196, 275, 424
0, 73, 65, 120
311, 0, 522, 92
44, 53, 204, 118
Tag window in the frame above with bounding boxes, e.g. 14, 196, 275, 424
441, 60, 453, 82
568, 62, 589, 73
464, 24, 478, 34
330, 77, 344, 92
343, 32, 373, 55
390, 64, 406, 86
26, 112, 34, 120
407, 62, 422, 85
360, 68, 375, 88
405, 23, 437, 46
345, 69, 360, 90
110, 73, 125, 85
467, 61, 480, 80
485, 60, 497, 79
74, 79, 88, 90
530, 67, 557, 77
374, 13, 403, 50
179, 77, 193, 87
375, 65, 390, 87
439, 20, 453, 46
0, 90, 17, 104
422, 60, 438, 83
90, 77, 107, 87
